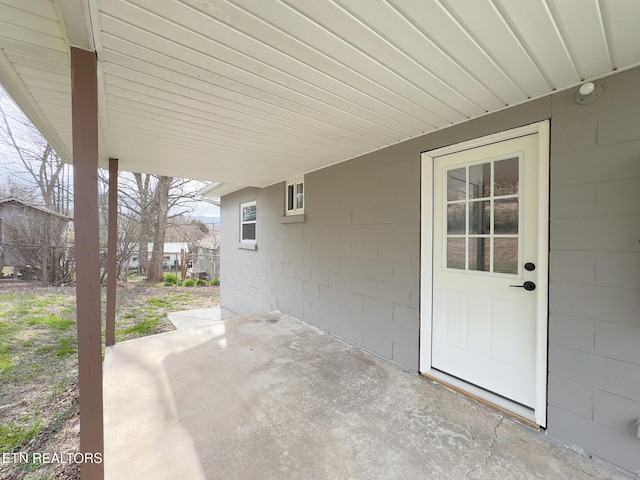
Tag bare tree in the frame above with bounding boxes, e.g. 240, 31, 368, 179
117, 173, 200, 282
2, 206, 72, 283
147, 175, 171, 282
0, 88, 71, 214
0, 87, 74, 285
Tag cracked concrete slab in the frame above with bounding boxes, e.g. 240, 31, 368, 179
104, 311, 632, 480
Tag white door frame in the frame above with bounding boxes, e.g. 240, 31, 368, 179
419, 121, 550, 426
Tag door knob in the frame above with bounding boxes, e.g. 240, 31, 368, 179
510, 281, 536, 291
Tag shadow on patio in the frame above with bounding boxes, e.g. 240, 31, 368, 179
103, 312, 627, 480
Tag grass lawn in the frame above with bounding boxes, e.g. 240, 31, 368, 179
0, 282, 220, 479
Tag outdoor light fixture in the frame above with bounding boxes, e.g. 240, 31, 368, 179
574, 81, 603, 104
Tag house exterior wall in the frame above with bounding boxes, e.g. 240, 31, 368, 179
220, 66, 640, 475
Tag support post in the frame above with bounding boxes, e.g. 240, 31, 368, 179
106, 158, 118, 347
71, 46, 104, 480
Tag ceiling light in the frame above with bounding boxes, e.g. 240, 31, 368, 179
575, 82, 603, 105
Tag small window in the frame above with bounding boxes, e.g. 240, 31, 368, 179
240, 200, 257, 244
285, 176, 304, 216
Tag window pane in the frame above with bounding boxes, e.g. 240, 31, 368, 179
287, 185, 294, 210
469, 237, 490, 272
243, 205, 256, 222
447, 238, 465, 269
494, 199, 518, 234
469, 200, 490, 234
469, 162, 491, 199
494, 158, 519, 196
242, 223, 256, 241
447, 204, 465, 234
494, 238, 518, 274
297, 183, 304, 209
447, 168, 466, 201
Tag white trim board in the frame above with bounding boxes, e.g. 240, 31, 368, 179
419, 121, 550, 427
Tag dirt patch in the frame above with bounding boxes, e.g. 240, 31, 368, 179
0, 282, 220, 479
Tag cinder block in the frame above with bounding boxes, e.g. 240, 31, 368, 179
552, 138, 640, 187
549, 344, 640, 401
394, 222, 420, 245
363, 296, 393, 320
392, 342, 418, 371
550, 184, 597, 218
393, 263, 418, 287
311, 268, 329, 286
334, 321, 363, 346
594, 251, 640, 289
311, 241, 330, 256
362, 260, 394, 281
376, 160, 415, 186
320, 226, 349, 242
547, 406, 640, 474
376, 282, 414, 306
349, 242, 378, 261
596, 178, 640, 216
392, 305, 418, 330
595, 321, 640, 366
303, 307, 330, 330
374, 244, 413, 265
547, 374, 593, 419
362, 331, 393, 360
329, 241, 352, 258
303, 227, 322, 241
549, 251, 595, 284
310, 297, 330, 316
598, 104, 640, 145
350, 276, 378, 298
339, 258, 364, 277
303, 255, 321, 270
548, 313, 594, 353
550, 281, 639, 325
551, 115, 597, 155
303, 281, 320, 299
328, 302, 350, 323
328, 272, 350, 291
551, 216, 640, 251
330, 210, 352, 226
593, 390, 640, 437
349, 224, 395, 244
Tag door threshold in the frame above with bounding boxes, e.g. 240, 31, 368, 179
421, 369, 541, 430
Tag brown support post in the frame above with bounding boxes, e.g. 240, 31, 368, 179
106, 158, 118, 347
71, 47, 104, 480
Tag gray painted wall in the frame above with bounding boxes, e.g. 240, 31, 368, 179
220, 66, 640, 474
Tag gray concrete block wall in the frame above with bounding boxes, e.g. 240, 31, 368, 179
221, 150, 422, 370
547, 68, 640, 475
220, 66, 640, 474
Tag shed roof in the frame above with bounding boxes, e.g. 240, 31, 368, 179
0, 197, 72, 221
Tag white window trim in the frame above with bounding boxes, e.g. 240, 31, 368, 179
285, 176, 304, 216
240, 200, 256, 244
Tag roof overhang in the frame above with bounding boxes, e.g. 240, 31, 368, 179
1, 1, 640, 194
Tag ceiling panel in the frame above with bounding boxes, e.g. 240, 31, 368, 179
494, 0, 580, 88
0, 0, 639, 193
547, 0, 612, 79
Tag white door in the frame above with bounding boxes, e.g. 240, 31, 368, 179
431, 133, 542, 409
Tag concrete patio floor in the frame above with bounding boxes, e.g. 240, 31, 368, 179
103, 311, 630, 480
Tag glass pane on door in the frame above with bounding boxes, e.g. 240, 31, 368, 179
444, 157, 520, 274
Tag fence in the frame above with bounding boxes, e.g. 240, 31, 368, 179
0, 243, 75, 284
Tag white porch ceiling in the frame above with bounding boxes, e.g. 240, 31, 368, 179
1, 0, 640, 192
